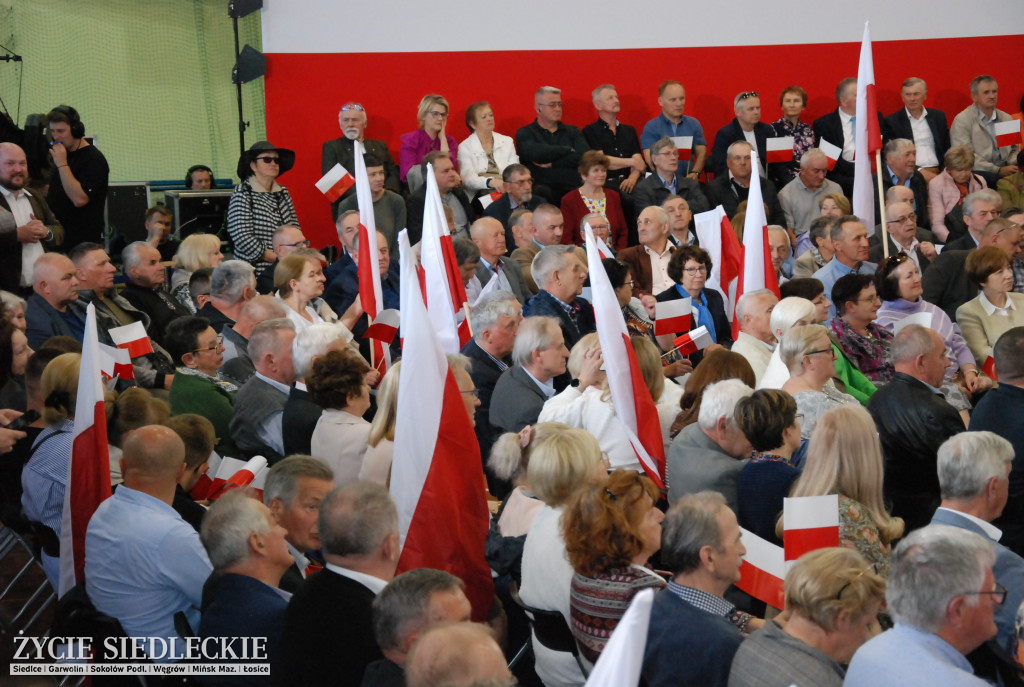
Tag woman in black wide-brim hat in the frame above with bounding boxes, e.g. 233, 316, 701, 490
225, 140, 299, 275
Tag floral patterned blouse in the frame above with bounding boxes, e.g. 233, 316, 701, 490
839, 494, 891, 578
770, 117, 815, 184
829, 317, 894, 384
581, 191, 607, 218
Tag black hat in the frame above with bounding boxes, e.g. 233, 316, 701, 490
237, 140, 296, 179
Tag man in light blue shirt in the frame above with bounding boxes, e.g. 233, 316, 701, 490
845, 524, 999, 687
86, 425, 212, 663
640, 81, 707, 179
812, 215, 876, 318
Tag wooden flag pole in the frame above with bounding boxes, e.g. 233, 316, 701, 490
875, 149, 889, 259
463, 303, 473, 338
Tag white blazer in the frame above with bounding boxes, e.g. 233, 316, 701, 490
458, 131, 519, 196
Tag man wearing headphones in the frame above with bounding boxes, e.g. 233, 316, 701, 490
45, 105, 109, 250
185, 165, 215, 190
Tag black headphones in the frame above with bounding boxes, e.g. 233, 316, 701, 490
185, 164, 214, 189
50, 105, 85, 139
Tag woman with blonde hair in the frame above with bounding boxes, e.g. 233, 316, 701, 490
399, 94, 458, 186
729, 547, 885, 686
928, 145, 987, 242
780, 324, 858, 439
540, 334, 683, 469
275, 252, 329, 331
519, 427, 607, 687
20, 352, 80, 587
171, 233, 224, 313
780, 404, 904, 576
359, 361, 401, 484
818, 192, 851, 217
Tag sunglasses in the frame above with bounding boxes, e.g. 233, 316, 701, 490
256, 156, 280, 164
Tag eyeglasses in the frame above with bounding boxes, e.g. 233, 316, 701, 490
738, 91, 759, 100
856, 294, 883, 303
654, 149, 679, 157
538, 101, 563, 108
804, 347, 837, 359
683, 265, 708, 275
960, 582, 1008, 605
509, 178, 534, 186
280, 240, 311, 248
460, 388, 479, 399
256, 156, 280, 164
191, 334, 224, 353
341, 103, 365, 111
426, 110, 448, 118
591, 224, 611, 231
623, 280, 637, 288
888, 212, 917, 224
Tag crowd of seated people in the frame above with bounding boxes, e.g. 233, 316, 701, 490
2, 74, 1024, 687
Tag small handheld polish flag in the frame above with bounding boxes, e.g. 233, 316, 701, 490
995, 119, 1022, 149
765, 136, 795, 164
819, 139, 842, 171
654, 297, 691, 336
670, 136, 693, 161
109, 321, 154, 358
477, 190, 503, 210
315, 163, 355, 202
672, 325, 713, 356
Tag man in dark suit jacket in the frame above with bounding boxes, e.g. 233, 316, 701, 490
471, 217, 533, 304
482, 164, 546, 239
522, 246, 595, 355
710, 92, 776, 177
883, 78, 951, 171
462, 292, 521, 497
875, 139, 932, 229
24, 253, 87, 349
704, 141, 784, 225
321, 104, 400, 220
406, 152, 474, 245
0, 143, 64, 295
868, 200, 936, 272
633, 137, 710, 216
489, 315, 569, 434
812, 78, 885, 198
273, 482, 398, 687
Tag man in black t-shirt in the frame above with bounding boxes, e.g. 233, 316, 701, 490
45, 106, 109, 250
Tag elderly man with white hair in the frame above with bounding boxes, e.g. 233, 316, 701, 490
201, 258, 256, 332
929, 431, 1024, 662
489, 315, 569, 434
321, 102, 400, 216
522, 244, 594, 356
120, 240, 192, 345
220, 294, 288, 385
878, 138, 931, 229
666, 378, 754, 509
516, 86, 591, 202
710, 90, 776, 177
618, 205, 675, 298
731, 289, 779, 385
778, 148, 843, 253
845, 525, 999, 686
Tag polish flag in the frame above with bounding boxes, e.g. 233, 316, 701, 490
996, 120, 1022, 149
672, 325, 713, 356
584, 223, 666, 489
736, 527, 785, 609
584, 588, 655, 687
478, 190, 503, 210
315, 163, 355, 202
654, 297, 691, 336
852, 21, 883, 231
733, 151, 781, 338
363, 308, 400, 344
189, 452, 222, 500
58, 303, 112, 595
421, 162, 470, 353
983, 355, 999, 380
595, 239, 613, 259
765, 136, 795, 164
109, 321, 153, 358
783, 494, 840, 567
695, 206, 743, 315
818, 140, 842, 171
671, 135, 693, 161
391, 228, 493, 621
207, 456, 269, 500
354, 141, 390, 377
97, 342, 134, 380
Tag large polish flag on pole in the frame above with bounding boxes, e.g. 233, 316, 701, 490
391, 228, 494, 620
58, 303, 112, 596
354, 141, 390, 376
733, 154, 781, 338
420, 163, 470, 352
695, 206, 743, 318
852, 21, 883, 233
584, 223, 666, 489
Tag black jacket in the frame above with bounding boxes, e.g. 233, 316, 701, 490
883, 107, 951, 164
867, 371, 965, 532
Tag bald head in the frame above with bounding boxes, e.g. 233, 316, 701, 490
0, 142, 28, 192
32, 253, 79, 309
405, 623, 511, 687
234, 295, 288, 338
122, 425, 187, 481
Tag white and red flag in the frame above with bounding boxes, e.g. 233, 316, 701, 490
852, 21, 883, 232
996, 119, 1022, 149
584, 588, 656, 687
584, 223, 666, 489
672, 326, 714, 357
983, 355, 999, 380
818, 139, 842, 171
315, 163, 355, 202
363, 308, 400, 344
97, 342, 134, 381
206, 456, 269, 500
109, 321, 153, 358
695, 206, 743, 315
765, 136, 795, 164
391, 228, 493, 621
477, 190, 503, 210
736, 527, 785, 609
783, 494, 840, 566
354, 141, 391, 377
733, 153, 781, 338
670, 136, 693, 162
420, 162, 471, 352
58, 303, 112, 595
654, 297, 691, 337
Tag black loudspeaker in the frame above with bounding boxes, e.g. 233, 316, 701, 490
232, 45, 266, 85
105, 183, 151, 245
50, 105, 85, 138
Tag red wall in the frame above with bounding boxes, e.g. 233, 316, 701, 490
264, 35, 1024, 249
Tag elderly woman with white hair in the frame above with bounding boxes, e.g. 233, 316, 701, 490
539, 333, 684, 469
171, 233, 225, 314
781, 324, 858, 440
758, 296, 817, 390
729, 547, 886, 687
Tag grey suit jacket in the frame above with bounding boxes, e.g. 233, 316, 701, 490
475, 257, 533, 304
667, 422, 748, 510
489, 365, 550, 434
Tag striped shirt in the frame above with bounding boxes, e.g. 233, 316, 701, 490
20, 420, 75, 535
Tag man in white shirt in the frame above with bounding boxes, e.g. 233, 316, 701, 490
730, 289, 778, 385
618, 205, 676, 297
0, 142, 63, 293
883, 77, 951, 182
